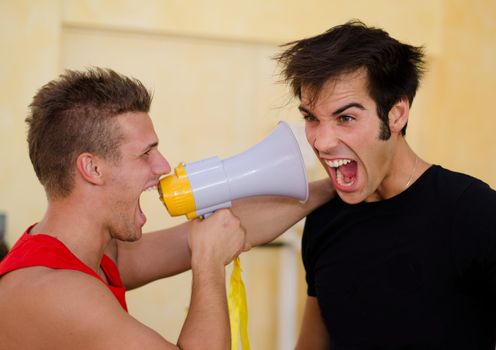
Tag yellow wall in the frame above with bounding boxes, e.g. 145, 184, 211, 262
1, 1, 495, 348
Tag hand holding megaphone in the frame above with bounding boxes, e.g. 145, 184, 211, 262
157, 121, 308, 219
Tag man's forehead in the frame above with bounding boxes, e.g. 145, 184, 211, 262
116, 112, 158, 145
300, 70, 370, 107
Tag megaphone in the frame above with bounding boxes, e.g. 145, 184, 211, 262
158, 121, 308, 219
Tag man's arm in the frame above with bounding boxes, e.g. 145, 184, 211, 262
295, 296, 331, 350
20, 271, 218, 350
116, 179, 334, 289
231, 178, 334, 247
25, 210, 244, 350
176, 209, 245, 349
4, 268, 180, 350
115, 221, 192, 289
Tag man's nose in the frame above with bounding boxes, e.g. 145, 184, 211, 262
311, 124, 339, 152
155, 152, 171, 176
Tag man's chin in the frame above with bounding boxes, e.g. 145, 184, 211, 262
336, 190, 365, 205
131, 228, 143, 241
117, 228, 143, 242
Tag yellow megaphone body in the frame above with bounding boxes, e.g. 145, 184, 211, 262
158, 121, 308, 219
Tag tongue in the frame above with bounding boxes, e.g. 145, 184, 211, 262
338, 161, 357, 178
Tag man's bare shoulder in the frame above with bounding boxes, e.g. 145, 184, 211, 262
0, 267, 174, 350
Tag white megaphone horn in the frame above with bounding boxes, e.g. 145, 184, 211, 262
158, 121, 308, 219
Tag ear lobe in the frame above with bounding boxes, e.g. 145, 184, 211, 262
388, 97, 410, 133
76, 153, 104, 185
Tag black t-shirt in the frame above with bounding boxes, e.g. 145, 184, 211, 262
302, 165, 496, 349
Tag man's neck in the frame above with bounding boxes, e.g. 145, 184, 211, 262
370, 138, 429, 201
31, 196, 111, 273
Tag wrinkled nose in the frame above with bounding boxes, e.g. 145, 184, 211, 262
307, 124, 339, 153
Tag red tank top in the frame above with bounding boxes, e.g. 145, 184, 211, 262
0, 226, 127, 311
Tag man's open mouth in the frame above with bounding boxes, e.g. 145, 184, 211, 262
324, 159, 357, 187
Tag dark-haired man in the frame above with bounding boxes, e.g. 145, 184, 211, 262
0, 67, 333, 349
275, 20, 496, 349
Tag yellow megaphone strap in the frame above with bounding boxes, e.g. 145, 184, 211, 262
228, 257, 250, 350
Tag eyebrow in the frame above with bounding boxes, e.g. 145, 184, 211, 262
332, 102, 365, 115
142, 141, 159, 153
298, 105, 313, 115
298, 102, 366, 118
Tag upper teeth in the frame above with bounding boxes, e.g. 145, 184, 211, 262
145, 185, 157, 192
325, 159, 352, 168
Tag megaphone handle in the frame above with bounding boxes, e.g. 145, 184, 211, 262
200, 213, 211, 219
196, 200, 232, 218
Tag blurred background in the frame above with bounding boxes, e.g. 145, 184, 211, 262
0, 1, 495, 348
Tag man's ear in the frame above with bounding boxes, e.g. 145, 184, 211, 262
388, 97, 410, 134
75, 153, 104, 185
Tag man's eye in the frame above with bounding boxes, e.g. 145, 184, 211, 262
338, 115, 354, 123
303, 114, 317, 122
